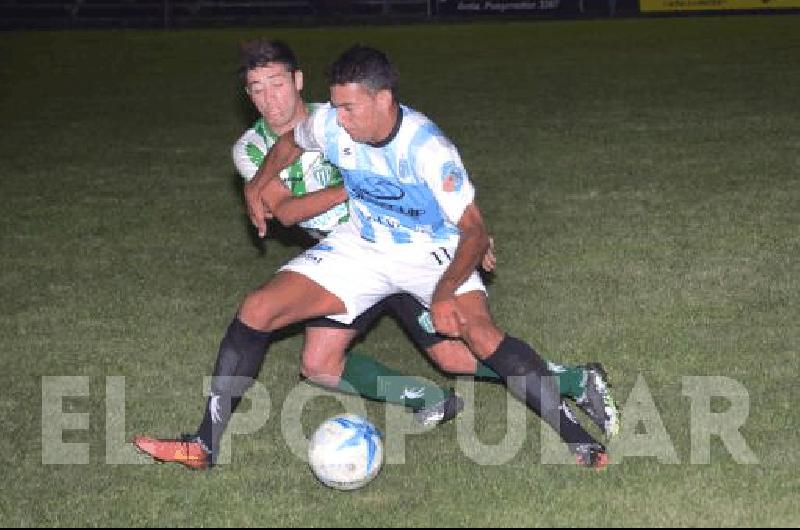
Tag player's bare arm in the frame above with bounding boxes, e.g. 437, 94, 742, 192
430, 202, 490, 338
245, 131, 304, 237
260, 176, 347, 227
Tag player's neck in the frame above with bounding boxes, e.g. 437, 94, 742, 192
369, 104, 402, 148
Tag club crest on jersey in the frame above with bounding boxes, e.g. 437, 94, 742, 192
441, 161, 464, 193
312, 166, 334, 187
398, 159, 415, 184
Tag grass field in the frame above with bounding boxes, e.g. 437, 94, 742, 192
1, 15, 799, 527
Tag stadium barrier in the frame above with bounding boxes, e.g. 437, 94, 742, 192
0, 0, 796, 29
1, 0, 433, 28
639, 0, 800, 11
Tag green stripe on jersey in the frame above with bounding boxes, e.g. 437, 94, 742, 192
252, 118, 308, 197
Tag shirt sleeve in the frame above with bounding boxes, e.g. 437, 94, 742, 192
416, 136, 476, 226
232, 128, 265, 182
294, 103, 332, 152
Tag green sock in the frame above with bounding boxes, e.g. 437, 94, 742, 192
475, 361, 504, 380
475, 360, 586, 399
547, 361, 587, 399
337, 351, 449, 410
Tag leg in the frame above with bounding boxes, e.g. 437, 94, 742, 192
453, 291, 608, 467
135, 226, 399, 468
300, 325, 358, 387
196, 272, 345, 456
135, 272, 346, 467
387, 291, 620, 436
384, 290, 599, 395
301, 309, 457, 419
384, 292, 588, 394
239, 271, 346, 331
425, 340, 481, 374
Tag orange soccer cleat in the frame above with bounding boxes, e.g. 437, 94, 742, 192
133, 435, 211, 470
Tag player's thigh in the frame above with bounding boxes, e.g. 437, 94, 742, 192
455, 290, 504, 359
239, 271, 346, 331
280, 235, 390, 325
300, 325, 359, 382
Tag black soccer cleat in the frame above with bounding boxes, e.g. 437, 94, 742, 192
412, 392, 465, 427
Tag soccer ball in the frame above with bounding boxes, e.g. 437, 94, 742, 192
308, 414, 383, 491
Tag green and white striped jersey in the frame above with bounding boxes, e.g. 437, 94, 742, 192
232, 107, 349, 238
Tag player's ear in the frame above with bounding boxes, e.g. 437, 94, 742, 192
376, 89, 393, 110
294, 70, 304, 92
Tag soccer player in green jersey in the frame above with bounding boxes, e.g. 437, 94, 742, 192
133, 40, 619, 470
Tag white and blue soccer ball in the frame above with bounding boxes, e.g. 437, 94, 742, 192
308, 414, 383, 491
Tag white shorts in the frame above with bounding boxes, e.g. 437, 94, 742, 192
280, 222, 487, 324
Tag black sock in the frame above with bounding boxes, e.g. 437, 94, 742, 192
482, 335, 597, 446
196, 317, 272, 460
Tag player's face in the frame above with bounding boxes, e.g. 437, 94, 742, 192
330, 83, 387, 144
245, 63, 303, 133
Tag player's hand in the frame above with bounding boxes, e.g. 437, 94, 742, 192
431, 296, 466, 338
481, 236, 496, 272
262, 202, 275, 221
244, 179, 270, 238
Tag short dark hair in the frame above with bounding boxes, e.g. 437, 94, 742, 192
238, 39, 299, 80
327, 45, 399, 100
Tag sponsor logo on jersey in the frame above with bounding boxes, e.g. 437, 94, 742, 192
350, 177, 425, 218
362, 211, 402, 229
355, 178, 404, 201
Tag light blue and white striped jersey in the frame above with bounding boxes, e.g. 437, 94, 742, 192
294, 103, 474, 246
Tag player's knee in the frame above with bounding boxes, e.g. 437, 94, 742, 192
299, 362, 318, 382
300, 353, 341, 388
300, 360, 329, 386
238, 289, 281, 331
463, 319, 504, 359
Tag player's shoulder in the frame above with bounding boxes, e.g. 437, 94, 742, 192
300, 101, 337, 135
401, 105, 434, 128
305, 101, 335, 126
234, 118, 269, 149
400, 105, 455, 154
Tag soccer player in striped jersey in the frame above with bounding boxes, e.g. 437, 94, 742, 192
133, 40, 618, 470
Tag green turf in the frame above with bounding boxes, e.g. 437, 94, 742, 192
1, 16, 799, 527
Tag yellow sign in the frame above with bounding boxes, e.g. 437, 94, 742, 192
640, 0, 800, 10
